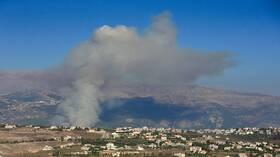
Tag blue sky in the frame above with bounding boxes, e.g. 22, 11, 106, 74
0, 0, 279, 95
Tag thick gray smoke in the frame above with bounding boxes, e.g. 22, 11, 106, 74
0, 12, 233, 126
57, 12, 233, 126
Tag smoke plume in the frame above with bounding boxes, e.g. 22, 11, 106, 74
57, 12, 233, 126
0, 12, 233, 126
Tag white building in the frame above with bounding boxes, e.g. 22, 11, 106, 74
112, 132, 120, 138
5, 124, 16, 129
209, 144, 219, 151
190, 146, 202, 153
42, 145, 54, 151
50, 126, 58, 130
174, 153, 185, 157
137, 146, 144, 151
106, 143, 116, 150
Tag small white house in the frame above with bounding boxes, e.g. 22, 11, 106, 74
5, 124, 16, 129
106, 143, 116, 150
50, 126, 58, 130
174, 153, 185, 157
137, 146, 144, 151
112, 132, 120, 138
42, 145, 54, 151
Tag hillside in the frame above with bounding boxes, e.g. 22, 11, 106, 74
0, 85, 280, 129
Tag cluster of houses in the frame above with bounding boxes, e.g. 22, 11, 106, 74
108, 127, 280, 156
68, 126, 280, 156
2, 124, 280, 156
193, 127, 280, 136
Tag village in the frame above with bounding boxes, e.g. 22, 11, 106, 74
0, 124, 280, 156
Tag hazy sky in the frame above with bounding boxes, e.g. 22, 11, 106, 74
0, 0, 279, 95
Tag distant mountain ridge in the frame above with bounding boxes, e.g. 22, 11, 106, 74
115, 84, 280, 108
0, 84, 279, 129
